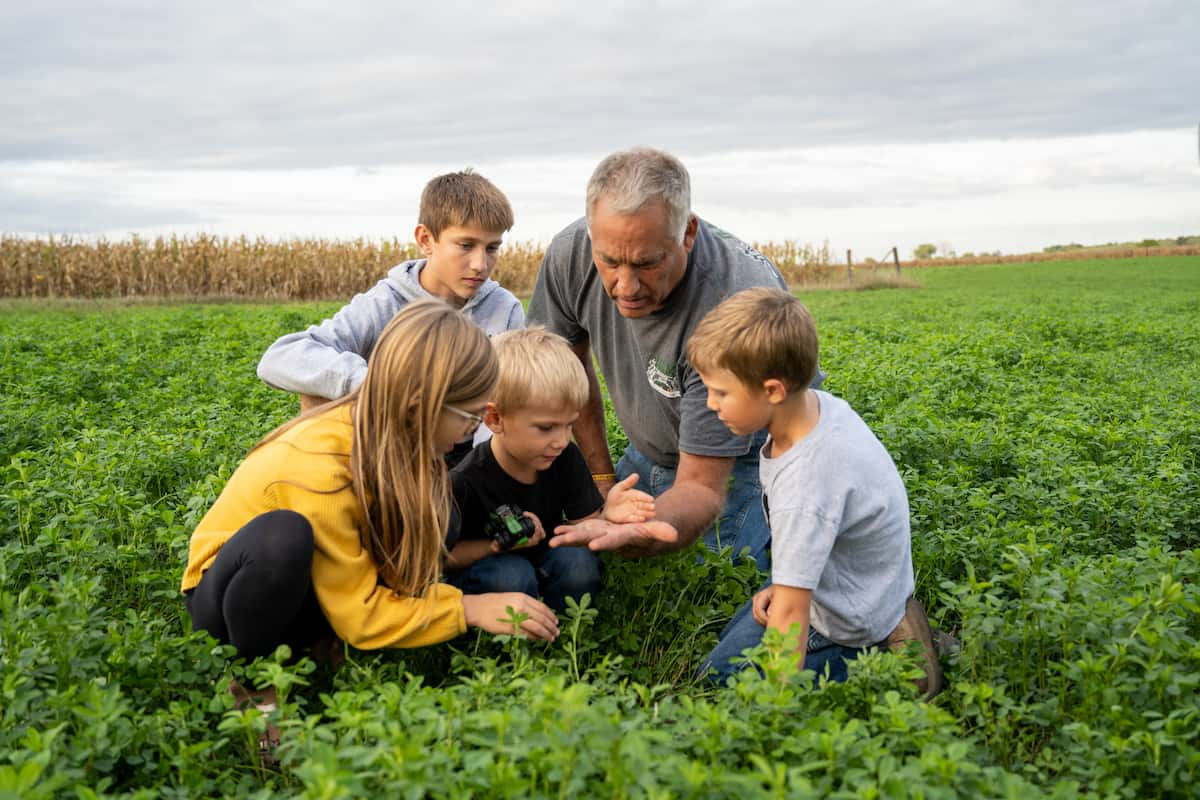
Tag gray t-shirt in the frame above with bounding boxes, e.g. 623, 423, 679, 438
761, 390, 914, 647
527, 216, 786, 468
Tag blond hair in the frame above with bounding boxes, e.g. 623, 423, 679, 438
419, 169, 514, 238
490, 327, 588, 414
586, 147, 692, 243
254, 300, 497, 599
687, 288, 818, 393
352, 300, 497, 594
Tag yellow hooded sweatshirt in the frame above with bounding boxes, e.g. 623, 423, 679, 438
181, 404, 466, 649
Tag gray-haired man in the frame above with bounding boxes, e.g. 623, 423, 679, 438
531, 147, 813, 569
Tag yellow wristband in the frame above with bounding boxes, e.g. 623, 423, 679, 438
591, 473, 617, 482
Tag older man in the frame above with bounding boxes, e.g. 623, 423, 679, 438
531, 147, 813, 569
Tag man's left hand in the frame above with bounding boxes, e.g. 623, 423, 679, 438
550, 518, 679, 558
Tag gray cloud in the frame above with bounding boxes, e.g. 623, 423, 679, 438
0, 167, 211, 233
2, 0, 1197, 170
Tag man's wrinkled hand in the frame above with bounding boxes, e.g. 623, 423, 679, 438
550, 518, 679, 558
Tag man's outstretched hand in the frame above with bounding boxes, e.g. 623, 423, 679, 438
550, 518, 679, 558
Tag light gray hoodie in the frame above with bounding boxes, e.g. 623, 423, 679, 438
256, 259, 525, 399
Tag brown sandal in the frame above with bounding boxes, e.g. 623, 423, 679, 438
255, 701, 280, 768
229, 680, 281, 768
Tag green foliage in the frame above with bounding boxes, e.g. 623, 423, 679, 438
912, 243, 938, 259
1043, 236, 1200, 253
2, 256, 1199, 796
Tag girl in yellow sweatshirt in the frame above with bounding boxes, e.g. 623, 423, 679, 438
181, 300, 559, 747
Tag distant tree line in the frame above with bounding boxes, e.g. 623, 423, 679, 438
1043, 235, 1200, 253
912, 235, 1200, 260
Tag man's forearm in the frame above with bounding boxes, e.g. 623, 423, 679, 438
637, 479, 724, 555
575, 390, 613, 474
569, 340, 615, 475
641, 452, 734, 554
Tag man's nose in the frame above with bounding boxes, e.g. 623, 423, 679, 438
615, 266, 639, 295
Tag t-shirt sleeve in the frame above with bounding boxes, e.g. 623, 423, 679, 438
559, 443, 604, 521
526, 235, 585, 344
676, 361, 755, 458
770, 505, 841, 589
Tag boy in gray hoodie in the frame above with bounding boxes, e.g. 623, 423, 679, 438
257, 170, 525, 417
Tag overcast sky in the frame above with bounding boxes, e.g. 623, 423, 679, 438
3, 0, 1198, 256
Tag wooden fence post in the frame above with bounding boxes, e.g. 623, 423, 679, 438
847, 249, 853, 282
891, 246, 901, 276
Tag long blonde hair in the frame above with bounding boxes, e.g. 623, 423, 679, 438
253, 299, 497, 597
352, 299, 497, 594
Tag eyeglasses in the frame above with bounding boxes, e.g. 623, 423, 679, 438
444, 404, 484, 431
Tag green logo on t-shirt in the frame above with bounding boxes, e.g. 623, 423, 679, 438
646, 357, 681, 398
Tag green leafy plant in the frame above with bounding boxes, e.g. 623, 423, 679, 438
2, 256, 1198, 796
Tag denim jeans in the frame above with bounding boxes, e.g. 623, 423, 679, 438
698, 587, 872, 684
446, 546, 602, 613
615, 443, 770, 571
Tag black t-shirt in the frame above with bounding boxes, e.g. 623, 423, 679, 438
448, 439, 603, 553
445, 439, 473, 469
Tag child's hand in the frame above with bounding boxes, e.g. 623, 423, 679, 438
508, 511, 546, 550
603, 474, 656, 524
462, 593, 559, 641
752, 585, 775, 626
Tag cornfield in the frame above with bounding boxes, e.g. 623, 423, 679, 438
2, 234, 1196, 300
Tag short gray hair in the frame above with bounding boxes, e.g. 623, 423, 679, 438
585, 147, 692, 243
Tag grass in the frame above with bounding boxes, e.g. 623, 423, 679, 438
1, 255, 1198, 797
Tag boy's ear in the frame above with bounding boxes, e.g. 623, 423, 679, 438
762, 378, 789, 404
414, 224, 435, 256
483, 402, 503, 434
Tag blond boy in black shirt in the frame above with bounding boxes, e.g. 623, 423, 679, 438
446, 328, 654, 611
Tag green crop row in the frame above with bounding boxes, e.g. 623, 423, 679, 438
1, 256, 1198, 797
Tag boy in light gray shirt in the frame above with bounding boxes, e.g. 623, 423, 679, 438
689, 288, 940, 694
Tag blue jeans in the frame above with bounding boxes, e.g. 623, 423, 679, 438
446, 546, 602, 613
615, 444, 770, 571
698, 588, 873, 684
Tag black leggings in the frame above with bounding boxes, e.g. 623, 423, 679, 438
185, 509, 333, 660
